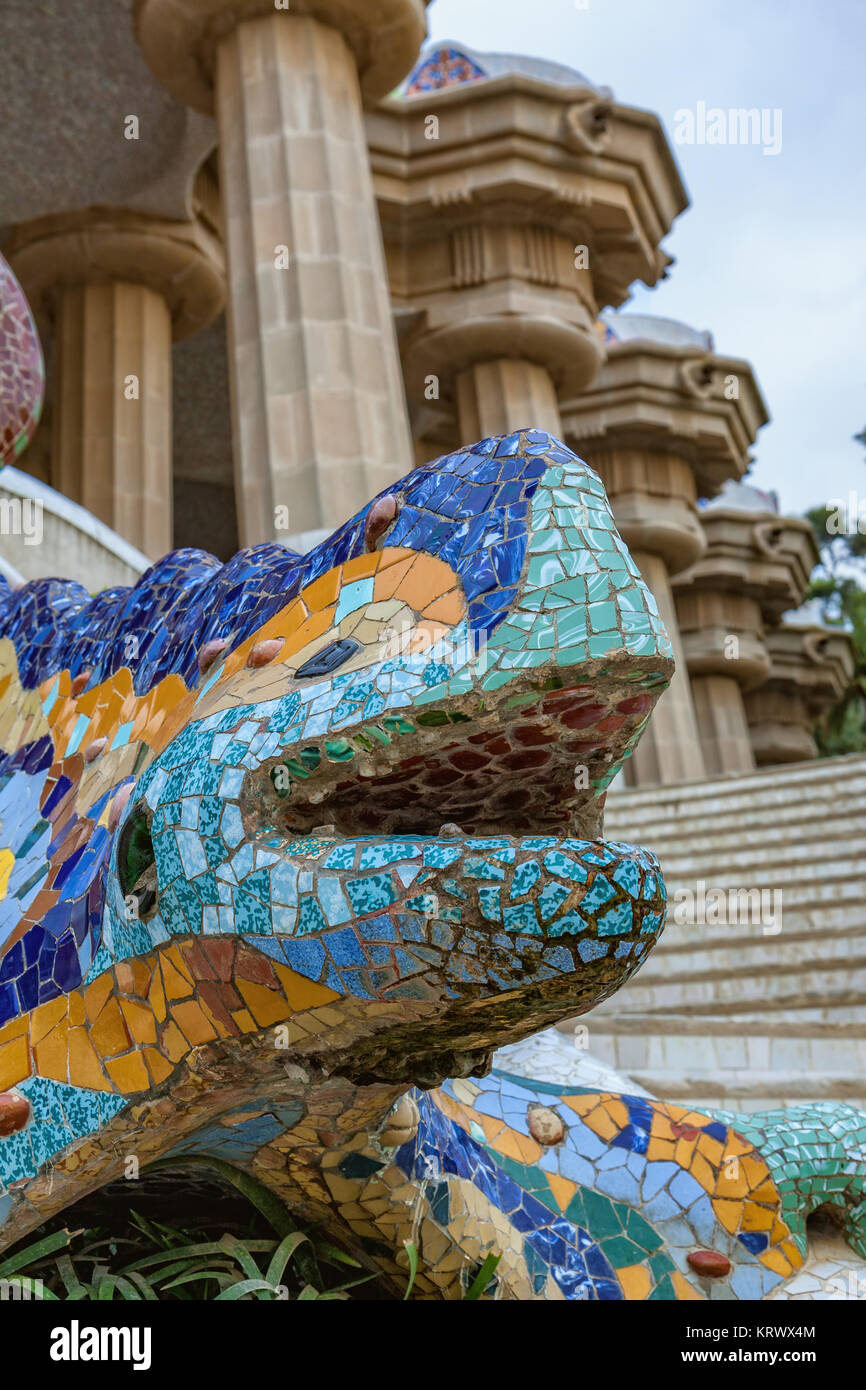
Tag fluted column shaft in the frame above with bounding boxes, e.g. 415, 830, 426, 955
53, 282, 172, 558
626, 550, 706, 784
675, 589, 767, 777
690, 675, 756, 776
582, 446, 706, 785
216, 12, 413, 545
456, 359, 562, 441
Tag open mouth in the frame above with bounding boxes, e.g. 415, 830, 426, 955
116, 655, 670, 1089
175, 652, 668, 1086
246, 658, 667, 842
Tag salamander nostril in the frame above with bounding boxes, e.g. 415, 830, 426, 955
295, 637, 361, 679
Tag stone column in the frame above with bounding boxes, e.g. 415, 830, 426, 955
626, 550, 705, 784
675, 591, 769, 776
6, 208, 225, 560
53, 283, 172, 557
368, 68, 687, 465
674, 497, 822, 776
134, 0, 425, 547
690, 676, 755, 774
456, 360, 562, 440
585, 448, 706, 784
744, 686, 818, 764
216, 13, 414, 542
561, 322, 772, 786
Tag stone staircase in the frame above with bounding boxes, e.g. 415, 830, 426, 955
563, 754, 866, 1111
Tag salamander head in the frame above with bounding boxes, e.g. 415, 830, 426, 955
99, 431, 673, 1084
0, 431, 672, 1092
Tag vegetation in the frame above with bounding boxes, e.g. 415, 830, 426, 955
0, 1161, 501, 1301
803, 429, 866, 755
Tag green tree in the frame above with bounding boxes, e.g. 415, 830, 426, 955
804, 437, 866, 754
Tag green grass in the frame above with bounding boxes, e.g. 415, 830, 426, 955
0, 1163, 502, 1301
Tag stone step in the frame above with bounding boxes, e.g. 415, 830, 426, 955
605, 752, 866, 814
602, 1070, 866, 1104
659, 876, 866, 924
566, 1012, 866, 1038
576, 1028, 866, 1076
658, 904, 866, 952
591, 966, 866, 1017
632, 935, 866, 986
606, 792, 866, 846
657, 856, 865, 890
592, 755, 866, 1108
607, 770, 866, 819
558, 1019, 866, 1105
606, 778, 866, 828
618, 812, 866, 860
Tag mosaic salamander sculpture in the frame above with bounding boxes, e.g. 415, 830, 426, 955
0, 428, 672, 1254
1, 434, 863, 1300
2, 245, 866, 1299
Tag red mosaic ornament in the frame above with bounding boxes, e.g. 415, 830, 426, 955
0, 250, 44, 467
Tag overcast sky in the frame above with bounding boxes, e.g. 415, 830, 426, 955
427, 0, 865, 517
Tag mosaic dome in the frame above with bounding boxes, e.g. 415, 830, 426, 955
598, 311, 714, 352
397, 40, 597, 98
700, 478, 780, 514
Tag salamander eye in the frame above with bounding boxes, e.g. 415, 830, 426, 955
117, 803, 158, 920
295, 638, 361, 679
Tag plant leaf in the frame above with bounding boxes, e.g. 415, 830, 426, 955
0, 1227, 81, 1278
214, 1278, 280, 1301
264, 1232, 309, 1289
402, 1240, 419, 1301
464, 1252, 501, 1301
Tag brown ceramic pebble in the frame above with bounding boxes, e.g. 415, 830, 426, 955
70, 670, 92, 696
247, 638, 284, 668
527, 1104, 565, 1146
108, 782, 134, 832
364, 494, 398, 551
379, 1096, 420, 1148
0, 1091, 30, 1137
84, 737, 108, 763
198, 638, 229, 674
687, 1249, 732, 1277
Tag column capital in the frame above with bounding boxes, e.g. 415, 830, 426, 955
582, 448, 707, 574
562, 321, 769, 495
674, 504, 818, 623
744, 625, 855, 765
5, 207, 225, 342
676, 590, 771, 689
133, 0, 428, 116
405, 314, 604, 433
